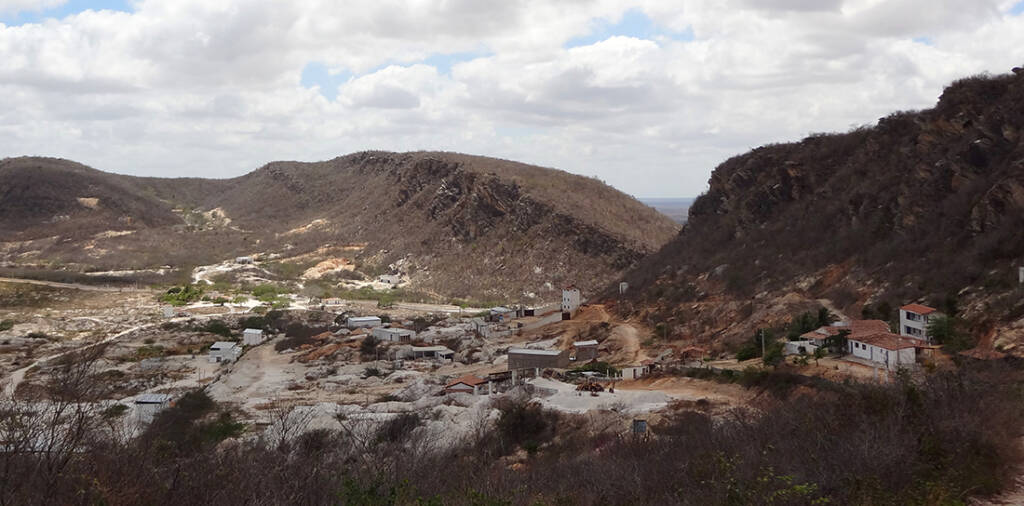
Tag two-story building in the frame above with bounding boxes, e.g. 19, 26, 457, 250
899, 304, 942, 344
561, 286, 581, 319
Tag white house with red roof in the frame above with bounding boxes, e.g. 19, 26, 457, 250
444, 375, 489, 395
848, 332, 918, 370
899, 304, 943, 344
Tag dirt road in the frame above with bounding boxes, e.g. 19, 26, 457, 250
0, 276, 154, 293
2, 311, 232, 398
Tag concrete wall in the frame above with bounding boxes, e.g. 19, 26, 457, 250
784, 340, 818, 356
621, 366, 649, 380
242, 329, 264, 346
574, 345, 598, 362
508, 350, 569, 370
347, 317, 382, 329
372, 327, 415, 342
561, 289, 581, 313
849, 340, 915, 370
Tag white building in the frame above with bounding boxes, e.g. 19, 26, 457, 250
347, 316, 383, 329
562, 286, 581, 315
621, 365, 651, 380
445, 375, 490, 395
235, 256, 254, 264
899, 304, 942, 344
407, 346, 455, 361
372, 327, 416, 343
134, 393, 173, 423
848, 333, 917, 370
208, 341, 242, 363
242, 328, 265, 346
378, 274, 402, 285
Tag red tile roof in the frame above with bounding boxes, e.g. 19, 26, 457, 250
445, 375, 487, 389
900, 304, 937, 315
852, 332, 920, 351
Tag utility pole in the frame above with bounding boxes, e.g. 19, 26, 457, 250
760, 329, 766, 361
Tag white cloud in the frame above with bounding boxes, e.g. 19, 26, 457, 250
0, 0, 1023, 197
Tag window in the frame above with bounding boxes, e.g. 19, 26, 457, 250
905, 311, 920, 321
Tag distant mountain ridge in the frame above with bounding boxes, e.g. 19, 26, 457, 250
615, 69, 1024, 355
0, 152, 679, 301
639, 198, 694, 224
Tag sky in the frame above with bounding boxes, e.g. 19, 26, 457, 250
1, 1, 1023, 198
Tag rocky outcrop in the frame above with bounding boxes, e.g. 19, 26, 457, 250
618, 69, 1024, 354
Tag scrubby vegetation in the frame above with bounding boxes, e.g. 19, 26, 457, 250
2, 354, 1022, 505
618, 70, 1024, 351
160, 284, 204, 306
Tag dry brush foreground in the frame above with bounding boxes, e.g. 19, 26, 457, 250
1, 354, 1022, 505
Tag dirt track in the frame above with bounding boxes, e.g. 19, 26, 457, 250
0, 276, 155, 293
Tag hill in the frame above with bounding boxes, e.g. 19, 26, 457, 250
615, 69, 1024, 355
0, 152, 679, 302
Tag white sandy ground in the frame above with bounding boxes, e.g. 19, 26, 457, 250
528, 377, 674, 414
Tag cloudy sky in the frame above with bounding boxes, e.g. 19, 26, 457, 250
1, 0, 1023, 197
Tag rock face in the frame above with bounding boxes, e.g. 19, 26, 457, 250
617, 70, 1024, 353
0, 151, 679, 301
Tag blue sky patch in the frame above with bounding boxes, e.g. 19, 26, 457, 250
1011, 1, 1024, 15
300, 62, 353, 102
565, 8, 694, 48
419, 50, 489, 75
301, 51, 488, 101
912, 36, 934, 46
0, 0, 132, 25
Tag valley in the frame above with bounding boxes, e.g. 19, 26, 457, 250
3, 70, 1024, 505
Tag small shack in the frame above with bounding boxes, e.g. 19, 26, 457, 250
372, 327, 416, 343
508, 348, 569, 371
208, 341, 242, 363
378, 274, 402, 285
489, 307, 515, 323
134, 393, 173, 423
242, 328, 265, 346
444, 375, 490, 395
409, 346, 455, 361
347, 316, 383, 329
620, 364, 651, 380
572, 340, 599, 362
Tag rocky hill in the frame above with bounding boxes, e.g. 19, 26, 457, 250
615, 69, 1024, 356
0, 152, 679, 302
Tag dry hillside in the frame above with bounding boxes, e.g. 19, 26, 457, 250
614, 68, 1024, 355
0, 152, 679, 302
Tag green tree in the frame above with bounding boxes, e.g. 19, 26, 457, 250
763, 340, 785, 367
816, 307, 837, 328
360, 335, 381, 359
927, 315, 973, 353
825, 329, 850, 355
813, 346, 826, 365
